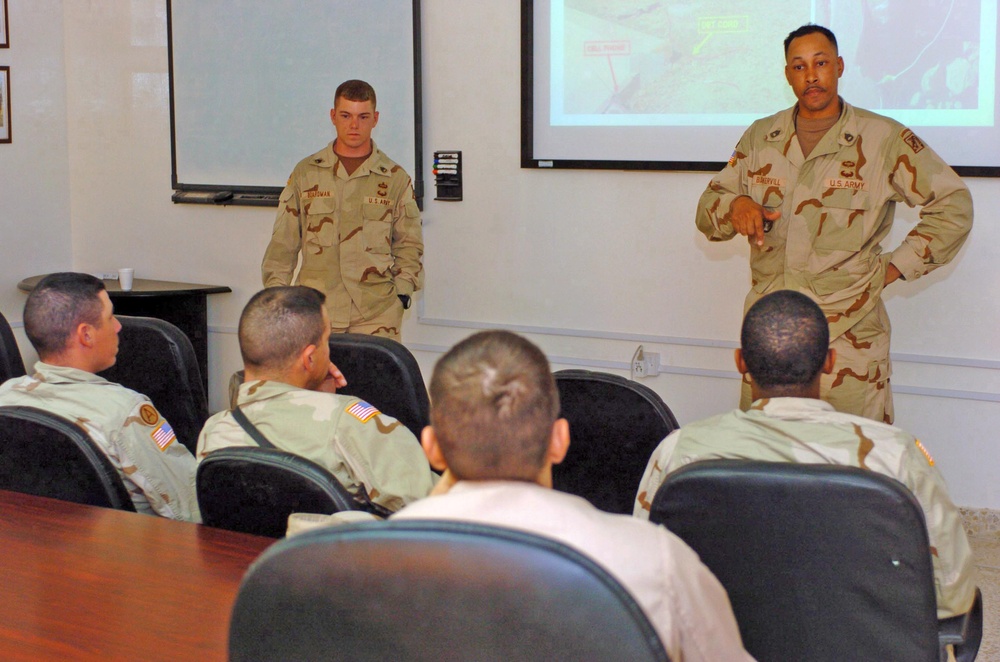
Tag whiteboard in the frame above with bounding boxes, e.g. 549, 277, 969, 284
168, 0, 422, 202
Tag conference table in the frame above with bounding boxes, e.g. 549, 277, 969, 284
0, 490, 274, 660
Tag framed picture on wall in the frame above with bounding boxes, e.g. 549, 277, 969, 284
0, 67, 9, 143
0, 0, 7, 48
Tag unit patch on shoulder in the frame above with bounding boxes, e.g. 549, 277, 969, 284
139, 404, 159, 426
151, 421, 176, 451
901, 128, 925, 154
347, 400, 380, 423
915, 439, 935, 466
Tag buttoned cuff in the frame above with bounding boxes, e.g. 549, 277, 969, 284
887, 244, 927, 282
395, 280, 415, 297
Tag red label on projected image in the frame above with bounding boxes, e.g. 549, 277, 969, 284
584, 41, 631, 56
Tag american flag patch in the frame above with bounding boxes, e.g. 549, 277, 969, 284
151, 422, 176, 451
347, 400, 380, 423
727, 150, 737, 167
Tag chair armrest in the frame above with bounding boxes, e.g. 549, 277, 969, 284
938, 587, 982, 662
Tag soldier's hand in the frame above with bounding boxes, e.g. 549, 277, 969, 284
317, 362, 348, 394
885, 262, 903, 285
730, 196, 780, 247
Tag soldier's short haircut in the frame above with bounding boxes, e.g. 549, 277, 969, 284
24, 272, 106, 359
429, 330, 561, 482
239, 287, 327, 371
741, 290, 830, 388
784, 24, 839, 57
335, 79, 377, 110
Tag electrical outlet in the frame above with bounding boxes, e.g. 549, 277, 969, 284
630, 345, 660, 379
631, 345, 646, 379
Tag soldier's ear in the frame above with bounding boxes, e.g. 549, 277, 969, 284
823, 348, 837, 375
76, 322, 94, 348
734, 349, 749, 375
300, 344, 318, 372
421, 426, 448, 471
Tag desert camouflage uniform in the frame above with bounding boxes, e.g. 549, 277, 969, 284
634, 397, 976, 619
0, 362, 201, 521
197, 380, 435, 512
697, 100, 973, 423
262, 141, 423, 341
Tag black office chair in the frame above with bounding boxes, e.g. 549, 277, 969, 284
197, 446, 362, 538
326, 333, 430, 439
229, 519, 670, 662
552, 369, 678, 514
0, 405, 135, 511
0, 308, 26, 382
98, 315, 207, 454
649, 460, 983, 662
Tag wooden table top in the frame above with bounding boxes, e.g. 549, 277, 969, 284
0, 490, 274, 661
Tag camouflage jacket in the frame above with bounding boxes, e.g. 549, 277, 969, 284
197, 380, 435, 512
261, 140, 424, 326
0, 362, 201, 521
696, 100, 973, 338
633, 397, 976, 619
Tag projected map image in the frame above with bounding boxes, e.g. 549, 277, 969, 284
558, 0, 987, 122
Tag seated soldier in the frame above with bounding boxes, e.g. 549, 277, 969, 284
393, 330, 753, 662
0, 272, 200, 521
198, 286, 435, 513
634, 289, 976, 619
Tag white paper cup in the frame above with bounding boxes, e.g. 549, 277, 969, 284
118, 268, 135, 291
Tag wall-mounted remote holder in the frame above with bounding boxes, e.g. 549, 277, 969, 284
434, 151, 462, 201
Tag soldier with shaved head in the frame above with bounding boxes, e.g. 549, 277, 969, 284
198, 286, 435, 513
393, 330, 754, 662
635, 289, 976, 620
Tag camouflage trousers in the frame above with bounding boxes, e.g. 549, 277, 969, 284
332, 297, 405, 342
741, 300, 895, 424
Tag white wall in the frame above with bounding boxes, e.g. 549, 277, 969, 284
0, 0, 72, 359
9, 1, 999, 507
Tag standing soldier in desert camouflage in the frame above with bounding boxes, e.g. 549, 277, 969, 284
696, 24, 973, 424
262, 79, 423, 342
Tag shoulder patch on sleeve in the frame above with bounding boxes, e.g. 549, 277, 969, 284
150, 421, 176, 451
346, 400, 380, 423
900, 128, 925, 154
139, 404, 160, 427
915, 439, 935, 466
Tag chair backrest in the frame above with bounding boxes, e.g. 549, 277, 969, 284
197, 446, 359, 538
552, 369, 678, 514
0, 405, 135, 511
98, 315, 207, 454
0, 309, 26, 382
229, 520, 670, 662
650, 460, 941, 662
327, 333, 429, 439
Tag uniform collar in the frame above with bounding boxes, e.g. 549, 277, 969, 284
764, 98, 859, 150
31, 361, 108, 385
236, 379, 303, 406
310, 140, 394, 178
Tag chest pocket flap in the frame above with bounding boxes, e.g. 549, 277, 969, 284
813, 188, 868, 251
304, 197, 337, 247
